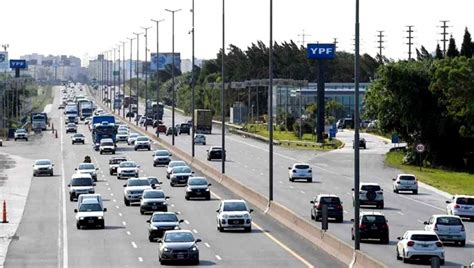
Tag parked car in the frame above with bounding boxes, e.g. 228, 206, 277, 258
71, 133, 85, 144
194, 134, 206, 145
32, 159, 54, 176
310, 194, 343, 223
207, 146, 226, 161
14, 129, 28, 141
166, 126, 178, 136
216, 199, 253, 232
123, 178, 153, 206
446, 195, 474, 221
147, 212, 183, 241
158, 230, 201, 265
424, 214, 466, 246
353, 183, 384, 209
108, 157, 127, 175
186, 177, 211, 200
396, 230, 445, 264
169, 166, 194, 187
140, 189, 170, 214
153, 150, 172, 166
66, 123, 77, 133
352, 211, 389, 244
393, 174, 418, 194
166, 161, 187, 179
74, 198, 106, 229
288, 163, 312, 182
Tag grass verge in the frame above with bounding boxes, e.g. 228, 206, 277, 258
31, 86, 53, 113
385, 150, 474, 195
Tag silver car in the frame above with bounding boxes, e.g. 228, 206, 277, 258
158, 230, 201, 265
447, 195, 474, 221
166, 161, 187, 179
424, 214, 466, 246
193, 134, 206, 145
392, 174, 418, 194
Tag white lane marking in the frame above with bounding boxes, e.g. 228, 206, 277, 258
122, 221, 127, 226
395, 194, 445, 212
343, 211, 348, 214
212, 192, 223, 200
289, 186, 294, 189
170, 204, 175, 207
215, 255, 222, 261
204, 243, 210, 248
115, 205, 119, 209
102, 174, 105, 178
177, 211, 181, 215
126, 231, 131, 235
106, 183, 109, 186
300, 191, 305, 194
192, 229, 198, 234
131, 242, 138, 248
108, 188, 111, 191
60, 116, 69, 268
138, 257, 143, 262
279, 181, 283, 184
397, 211, 404, 216
110, 193, 114, 196
119, 213, 123, 217
113, 199, 117, 202
469, 240, 474, 244
184, 220, 190, 224
417, 220, 425, 224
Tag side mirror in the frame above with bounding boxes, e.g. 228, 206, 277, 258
74, 168, 78, 170
350, 219, 354, 222
74, 209, 78, 213
137, 165, 141, 168
146, 219, 151, 223
445, 200, 451, 204
67, 184, 71, 187
157, 239, 163, 243
216, 209, 219, 213
249, 209, 254, 213
397, 237, 402, 240
310, 201, 315, 204
103, 208, 107, 212
123, 184, 126, 187
170, 154, 172, 156
423, 221, 428, 225
52, 164, 55, 166
179, 219, 184, 223
288, 167, 291, 170
165, 196, 170, 199
351, 188, 355, 191
195, 239, 202, 243
158, 182, 163, 184
192, 171, 195, 174
208, 183, 212, 186
96, 168, 99, 170
392, 178, 396, 181
32, 164, 34, 167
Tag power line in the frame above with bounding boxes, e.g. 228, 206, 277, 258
406, 25, 414, 60
439, 20, 450, 56
333, 38, 338, 49
376, 30, 385, 62
297, 29, 311, 47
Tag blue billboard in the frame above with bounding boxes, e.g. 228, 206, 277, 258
307, 44, 336, 60
10, 59, 27, 69
150, 53, 181, 71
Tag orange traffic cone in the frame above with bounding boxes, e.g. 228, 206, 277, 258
2, 200, 8, 223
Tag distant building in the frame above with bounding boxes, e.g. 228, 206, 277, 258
20, 54, 83, 82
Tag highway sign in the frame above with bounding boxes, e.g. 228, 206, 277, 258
307, 44, 336, 59
0, 52, 8, 69
416, 143, 425, 153
391, 134, 399, 144
10, 59, 27, 69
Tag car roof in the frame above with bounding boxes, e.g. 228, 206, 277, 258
293, 163, 310, 167
152, 211, 178, 216
222, 199, 246, 204
121, 161, 137, 164
80, 198, 100, 205
397, 174, 416, 177
360, 182, 381, 186
101, 138, 113, 142
454, 195, 474, 198
316, 194, 339, 198
431, 214, 461, 219
128, 177, 148, 181
111, 156, 127, 160
361, 211, 385, 216
164, 230, 192, 235
71, 173, 92, 179
210, 146, 222, 149
143, 189, 164, 194
169, 160, 186, 164
405, 230, 438, 236
35, 159, 51, 163
189, 176, 207, 180
79, 162, 95, 167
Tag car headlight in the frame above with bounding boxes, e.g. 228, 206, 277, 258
33, 166, 39, 170
98, 216, 103, 220
191, 246, 198, 252
174, 226, 180, 230
150, 225, 158, 230
205, 188, 210, 191
79, 217, 84, 220
186, 188, 192, 192
163, 247, 170, 252
222, 214, 228, 219
243, 213, 250, 219
163, 202, 168, 206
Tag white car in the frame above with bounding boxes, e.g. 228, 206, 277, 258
153, 150, 172, 166
127, 133, 139, 145
166, 161, 187, 179
392, 174, 418, 194
75, 162, 98, 181
134, 136, 151, 151
288, 163, 312, 182
116, 130, 129, 142
117, 161, 140, 180
74, 197, 106, 229
68, 174, 95, 201
446, 195, 474, 221
117, 125, 129, 132
123, 178, 152, 206
169, 166, 194, 187
99, 138, 116, 155
396, 230, 445, 264
14, 129, 28, 141
71, 133, 85, 144
32, 159, 54, 176
194, 134, 206, 145
216, 199, 253, 232
424, 214, 466, 246
353, 183, 384, 209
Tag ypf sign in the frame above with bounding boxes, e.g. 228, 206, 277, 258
307, 43, 336, 60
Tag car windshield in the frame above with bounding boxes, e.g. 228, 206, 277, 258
456, 197, 474, 205
169, 161, 186, 168
164, 232, 194, 243
128, 180, 150, 187
143, 191, 165, 199
188, 178, 208, 186
79, 203, 102, 212
320, 197, 341, 204
129, 134, 139, 138
399, 175, 415, 181
73, 134, 84, 137
223, 202, 247, 211
35, 160, 51, 165
295, 164, 310, 169
148, 178, 159, 184
101, 142, 114, 146
212, 147, 222, 151
436, 217, 463, 225
79, 163, 95, 170
136, 137, 148, 141
67, 124, 76, 127
154, 151, 169, 156
152, 214, 178, 222
361, 185, 381, 191
172, 166, 192, 174
71, 178, 93, 186
118, 131, 128, 135
120, 162, 137, 168
410, 234, 439, 241
361, 215, 386, 224
16, 129, 26, 133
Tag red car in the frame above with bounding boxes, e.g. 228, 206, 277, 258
157, 124, 167, 133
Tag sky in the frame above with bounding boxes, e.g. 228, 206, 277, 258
1, 0, 473, 65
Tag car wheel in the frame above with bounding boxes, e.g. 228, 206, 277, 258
109, 171, 113, 175
134, 148, 137, 151
14, 138, 17, 141
76, 223, 81, 230
148, 236, 154, 242
381, 236, 389, 244
33, 173, 36, 177
153, 163, 156, 167
82, 141, 85, 144
402, 250, 409, 263
413, 190, 418, 194
440, 259, 445, 265
50, 172, 53, 176
393, 188, 398, 193
460, 240, 466, 247
170, 182, 175, 187
206, 194, 211, 200
124, 198, 130, 206
245, 227, 251, 232
100, 151, 103, 155
217, 224, 223, 232
396, 248, 402, 260
147, 147, 150, 151
351, 233, 354, 240
72, 142, 74, 145
26, 138, 28, 141
203, 143, 206, 145
307, 178, 312, 183
185, 195, 189, 200
140, 209, 144, 215
207, 157, 211, 161
112, 151, 115, 154
336, 216, 343, 223
289, 177, 294, 182
100, 223, 105, 229
69, 195, 74, 202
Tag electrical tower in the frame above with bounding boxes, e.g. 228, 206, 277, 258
333, 38, 338, 49
297, 29, 311, 47
439, 20, 450, 56
406, 25, 414, 60
376, 30, 385, 62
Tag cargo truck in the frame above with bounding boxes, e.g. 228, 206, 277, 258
79, 101, 93, 120
31, 113, 48, 130
194, 109, 212, 134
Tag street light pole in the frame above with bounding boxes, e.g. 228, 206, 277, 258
142, 26, 152, 130
165, 8, 181, 146
133, 32, 143, 125
151, 18, 165, 122
221, 0, 225, 174
268, 0, 274, 202
113, 47, 116, 113
117, 45, 121, 115
191, 0, 196, 157
121, 41, 126, 118
127, 37, 135, 121
354, 0, 361, 251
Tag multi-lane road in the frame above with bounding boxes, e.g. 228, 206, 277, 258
3, 86, 344, 267
119, 88, 474, 267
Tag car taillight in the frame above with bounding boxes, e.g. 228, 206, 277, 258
359, 224, 366, 229
336, 205, 343, 210
407, 241, 415, 247
317, 205, 322, 209
436, 241, 443, 247
454, 204, 460, 209
381, 223, 388, 229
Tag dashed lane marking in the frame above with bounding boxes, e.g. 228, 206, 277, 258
138, 257, 143, 262
215, 255, 222, 261
126, 231, 131, 235
184, 220, 190, 224
119, 213, 123, 217
417, 220, 424, 224
204, 243, 210, 248
300, 191, 305, 194
192, 229, 198, 234
131, 242, 138, 248
397, 211, 404, 216
110, 193, 114, 196
113, 199, 117, 202
122, 221, 127, 226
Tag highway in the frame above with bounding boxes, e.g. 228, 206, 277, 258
116, 89, 474, 267
3, 86, 344, 267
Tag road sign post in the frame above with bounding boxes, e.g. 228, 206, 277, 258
416, 143, 425, 171
307, 44, 335, 143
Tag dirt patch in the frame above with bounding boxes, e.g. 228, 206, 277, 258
0, 154, 16, 187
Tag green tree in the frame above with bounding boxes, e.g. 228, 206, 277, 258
447, 35, 460, 58
460, 27, 473, 58
416, 46, 433, 61
435, 44, 444, 59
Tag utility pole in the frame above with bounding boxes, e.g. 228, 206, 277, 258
333, 38, 338, 49
439, 20, 450, 56
376, 30, 385, 63
127, 37, 135, 121
221, 0, 226, 173
354, 0, 361, 251
142, 26, 152, 130
133, 32, 143, 125
406, 25, 414, 60
121, 41, 126, 118
1, 44, 8, 129
151, 18, 165, 121
297, 29, 311, 47
190, 0, 196, 157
